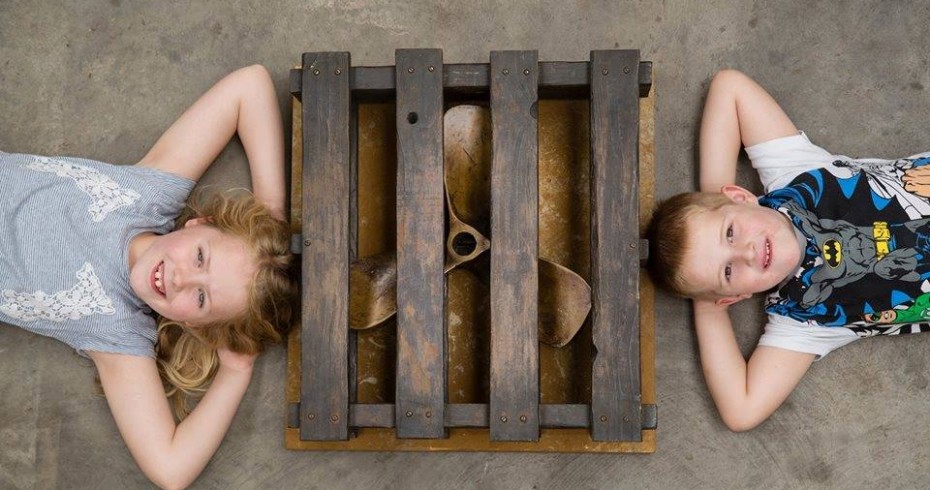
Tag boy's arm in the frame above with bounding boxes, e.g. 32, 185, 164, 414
137, 65, 286, 220
693, 299, 815, 431
699, 69, 799, 192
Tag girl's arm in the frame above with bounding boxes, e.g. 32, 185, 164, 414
90, 350, 254, 490
693, 299, 815, 431
699, 69, 798, 193
137, 64, 286, 220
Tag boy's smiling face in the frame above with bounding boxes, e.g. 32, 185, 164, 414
681, 185, 803, 306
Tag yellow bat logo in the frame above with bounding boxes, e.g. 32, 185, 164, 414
822, 239, 842, 268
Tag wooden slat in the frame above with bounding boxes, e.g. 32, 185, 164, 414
589, 50, 642, 441
290, 61, 653, 100
394, 48, 446, 438
300, 52, 351, 441
489, 50, 540, 442
345, 403, 600, 428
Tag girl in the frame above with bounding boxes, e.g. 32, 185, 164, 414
0, 65, 297, 489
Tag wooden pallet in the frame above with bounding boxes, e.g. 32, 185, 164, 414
285, 49, 656, 452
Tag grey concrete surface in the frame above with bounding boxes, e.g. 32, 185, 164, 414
3, 0, 930, 488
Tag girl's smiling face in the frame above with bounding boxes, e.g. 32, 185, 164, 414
128, 219, 257, 325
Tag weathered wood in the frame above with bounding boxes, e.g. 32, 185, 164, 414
489, 50, 540, 442
394, 48, 447, 438
300, 51, 352, 441
343, 403, 644, 428
290, 61, 653, 100
589, 50, 642, 442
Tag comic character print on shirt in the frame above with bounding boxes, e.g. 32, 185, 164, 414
0, 263, 116, 322
760, 156, 930, 332
26, 156, 141, 222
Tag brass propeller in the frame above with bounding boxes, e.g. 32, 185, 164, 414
348, 105, 592, 348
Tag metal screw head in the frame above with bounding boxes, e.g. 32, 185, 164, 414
523, 69, 530, 75
500, 416, 508, 423
629, 242, 636, 249
335, 68, 342, 75
308, 413, 315, 421
428, 65, 435, 72
304, 239, 311, 247
519, 415, 527, 423
602, 69, 609, 76
623, 416, 630, 422
600, 415, 608, 422
407, 67, 415, 73
623, 66, 631, 74
502, 68, 510, 75
331, 414, 339, 422
312, 69, 320, 76
425, 411, 432, 418
406, 411, 413, 417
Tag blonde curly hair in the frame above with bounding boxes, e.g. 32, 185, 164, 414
155, 190, 298, 418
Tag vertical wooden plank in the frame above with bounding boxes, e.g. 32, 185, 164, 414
589, 50, 642, 441
395, 48, 446, 438
489, 50, 540, 442
300, 51, 351, 441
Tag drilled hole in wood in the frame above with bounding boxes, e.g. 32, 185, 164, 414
407, 112, 418, 124
451, 232, 477, 256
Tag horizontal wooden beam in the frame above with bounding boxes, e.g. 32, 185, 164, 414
336, 404, 657, 429
290, 61, 653, 100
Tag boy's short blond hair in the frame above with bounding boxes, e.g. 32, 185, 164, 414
646, 192, 732, 298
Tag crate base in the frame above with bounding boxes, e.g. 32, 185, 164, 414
287, 62, 656, 452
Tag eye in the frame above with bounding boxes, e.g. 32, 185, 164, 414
724, 264, 732, 282
726, 224, 734, 243
197, 247, 204, 266
198, 289, 205, 308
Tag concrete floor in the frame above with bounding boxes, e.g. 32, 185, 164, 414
4, 0, 930, 488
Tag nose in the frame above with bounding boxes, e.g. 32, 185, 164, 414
737, 240, 755, 264
172, 263, 204, 290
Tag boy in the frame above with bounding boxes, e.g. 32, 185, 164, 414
649, 69, 930, 431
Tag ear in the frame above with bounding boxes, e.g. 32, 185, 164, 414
184, 217, 210, 228
715, 293, 752, 307
720, 184, 757, 204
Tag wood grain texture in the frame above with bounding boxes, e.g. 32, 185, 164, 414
589, 50, 642, 442
394, 49, 447, 438
300, 51, 351, 441
489, 50, 540, 442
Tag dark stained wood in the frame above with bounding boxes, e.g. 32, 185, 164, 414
394, 49, 447, 439
300, 51, 352, 441
589, 50, 642, 442
345, 403, 610, 428
489, 50, 540, 442
290, 61, 653, 100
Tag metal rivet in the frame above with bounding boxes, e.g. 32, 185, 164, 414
623, 416, 630, 422
520, 415, 527, 423
406, 411, 413, 417
304, 239, 311, 247
425, 411, 432, 418
500, 416, 508, 423
334, 68, 342, 75
600, 415, 608, 422
331, 414, 339, 422
523, 69, 530, 75
407, 67, 415, 73
312, 69, 320, 76
502, 68, 510, 75
623, 66, 631, 74
308, 413, 315, 421
428, 65, 435, 72
602, 69, 609, 76
629, 242, 636, 249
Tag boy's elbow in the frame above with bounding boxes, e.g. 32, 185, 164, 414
720, 410, 764, 433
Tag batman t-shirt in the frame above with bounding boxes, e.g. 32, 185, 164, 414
757, 144, 930, 338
